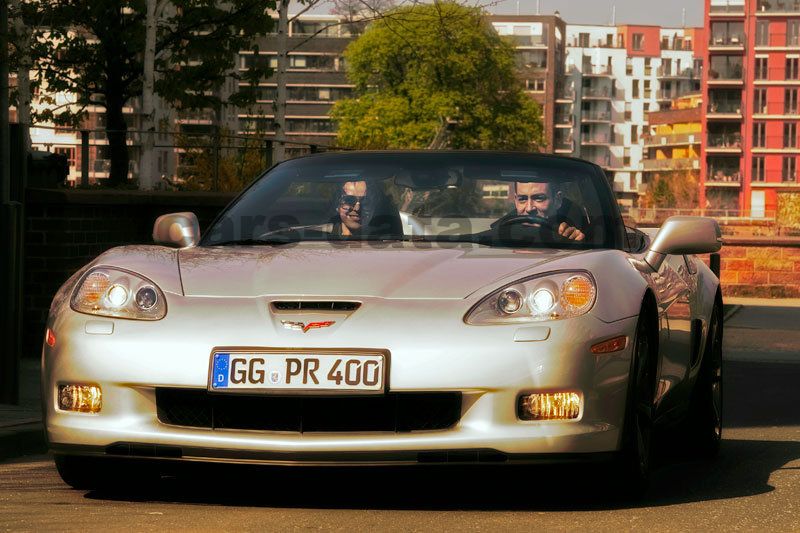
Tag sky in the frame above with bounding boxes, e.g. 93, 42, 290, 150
306, 0, 705, 28
487, 0, 704, 27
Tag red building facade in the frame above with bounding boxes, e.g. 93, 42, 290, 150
704, 0, 800, 216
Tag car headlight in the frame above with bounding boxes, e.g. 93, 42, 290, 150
465, 271, 596, 325
70, 267, 167, 320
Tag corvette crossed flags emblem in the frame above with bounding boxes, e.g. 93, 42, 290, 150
280, 320, 336, 333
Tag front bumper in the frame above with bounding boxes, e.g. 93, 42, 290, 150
43, 295, 637, 465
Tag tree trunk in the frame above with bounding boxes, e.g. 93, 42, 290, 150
105, 93, 130, 187
11, 0, 32, 151
139, 0, 159, 189
273, 0, 288, 163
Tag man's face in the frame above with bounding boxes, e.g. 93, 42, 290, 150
513, 182, 559, 218
338, 181, 368, 235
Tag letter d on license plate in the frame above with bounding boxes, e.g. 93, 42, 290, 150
209, 351, 386, 394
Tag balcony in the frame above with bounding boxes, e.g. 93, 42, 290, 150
643, 132, 700, 147
582, 65, 613, 77
706, 167, 742, 185
510, 35, 548, 47
756, 0, 800, 15
581, 133, 612, 146
585, 155, 611, 167
709, 3, 746, 16
553, 137, 574, 153
641, 158, 700, 171
657, 67, 701, 79
706, 132, 743, 152
554, 113, 574, 127
709, 34, 746, 51
556, 88, 575, 102
581, 110, 612, 122
582, 86, 612, 99
707, 65, 744, 84
708, 100, 743, 118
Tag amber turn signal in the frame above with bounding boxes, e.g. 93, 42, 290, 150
591, 335, 628, 355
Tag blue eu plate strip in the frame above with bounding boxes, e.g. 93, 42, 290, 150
212, 353, 230, 388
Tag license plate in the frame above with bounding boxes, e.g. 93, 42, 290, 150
209, 352, 385, 393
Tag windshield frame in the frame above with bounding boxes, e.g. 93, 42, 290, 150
199, 151, 627, 251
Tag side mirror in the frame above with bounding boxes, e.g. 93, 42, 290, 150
153, 212, 200, 248
644, 216, 722, 271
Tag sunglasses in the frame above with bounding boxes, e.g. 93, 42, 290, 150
339, 194, 367, 208
516, 194, 549, 203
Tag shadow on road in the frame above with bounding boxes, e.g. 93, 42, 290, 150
725, 360, 800, 427
81, 436, 800, 511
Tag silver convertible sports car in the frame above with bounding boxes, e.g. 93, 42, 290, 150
44, 151, 723, 494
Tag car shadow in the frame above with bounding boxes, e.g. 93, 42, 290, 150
83, 436, 800, 511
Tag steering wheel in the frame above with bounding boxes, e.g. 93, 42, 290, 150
498, 214, 555, 230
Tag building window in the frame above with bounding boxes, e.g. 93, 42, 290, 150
785, 122, 797, 148
578, 33, 589, 47
625, 58, 633, 76
756, 20, 770, 47
644, 58, 652, 76
783, 156, 797, 181
790, 20, 800, 47
788, 57, 800, 80
631, 125, 638, 143
754, 122, 766, 147
753, 156, 766, 182
632, 33, 644, 50
623, 147, 631, 167
786, 88, 799, 114
624, 102, 632, 121
754, 88, 768, 114
755, 57, 768, 80
606, 34, 614, 47
644, 80, 651, 98
632, 80, 639, 98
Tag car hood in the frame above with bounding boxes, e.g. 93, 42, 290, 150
178, 242, 580, 299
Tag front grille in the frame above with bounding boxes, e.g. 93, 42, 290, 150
156, 388, 462, 433
271, 301, 361, 312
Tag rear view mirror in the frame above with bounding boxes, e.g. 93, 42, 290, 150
153, 212, 200, 248
644, 216, 722, 271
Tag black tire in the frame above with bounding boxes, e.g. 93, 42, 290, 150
682, 302, 723, 458
616, 306, 658, 498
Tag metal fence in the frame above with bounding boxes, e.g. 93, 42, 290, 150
27, 125, 343, 192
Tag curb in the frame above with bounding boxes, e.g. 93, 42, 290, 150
0, 422, 46, 462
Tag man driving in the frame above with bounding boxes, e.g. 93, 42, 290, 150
492, 180, 585, 241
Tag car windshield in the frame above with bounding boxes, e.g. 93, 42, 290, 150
202, 152, 625, 250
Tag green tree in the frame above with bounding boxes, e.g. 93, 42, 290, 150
330, 1, 544, 150
29, 0, 274, 186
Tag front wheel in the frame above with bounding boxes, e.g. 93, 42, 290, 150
682, 302, 723, 458
616, 307, 657, 498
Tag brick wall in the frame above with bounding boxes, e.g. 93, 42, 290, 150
23, 188, 235, 358
711, 237, 800, 298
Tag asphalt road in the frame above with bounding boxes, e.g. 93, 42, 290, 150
2, 305, 799, 531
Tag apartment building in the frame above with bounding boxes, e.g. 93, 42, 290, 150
642, 94, 704, 203
489, 15, 567, 152
557, 24, 705, 207
703, 0, 800, 215
237, 15, 355, 158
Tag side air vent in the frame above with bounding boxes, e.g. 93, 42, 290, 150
272, 301, 361, 312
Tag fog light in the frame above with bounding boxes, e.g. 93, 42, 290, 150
519, 392, 581, 420
58, 384, 102, 413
